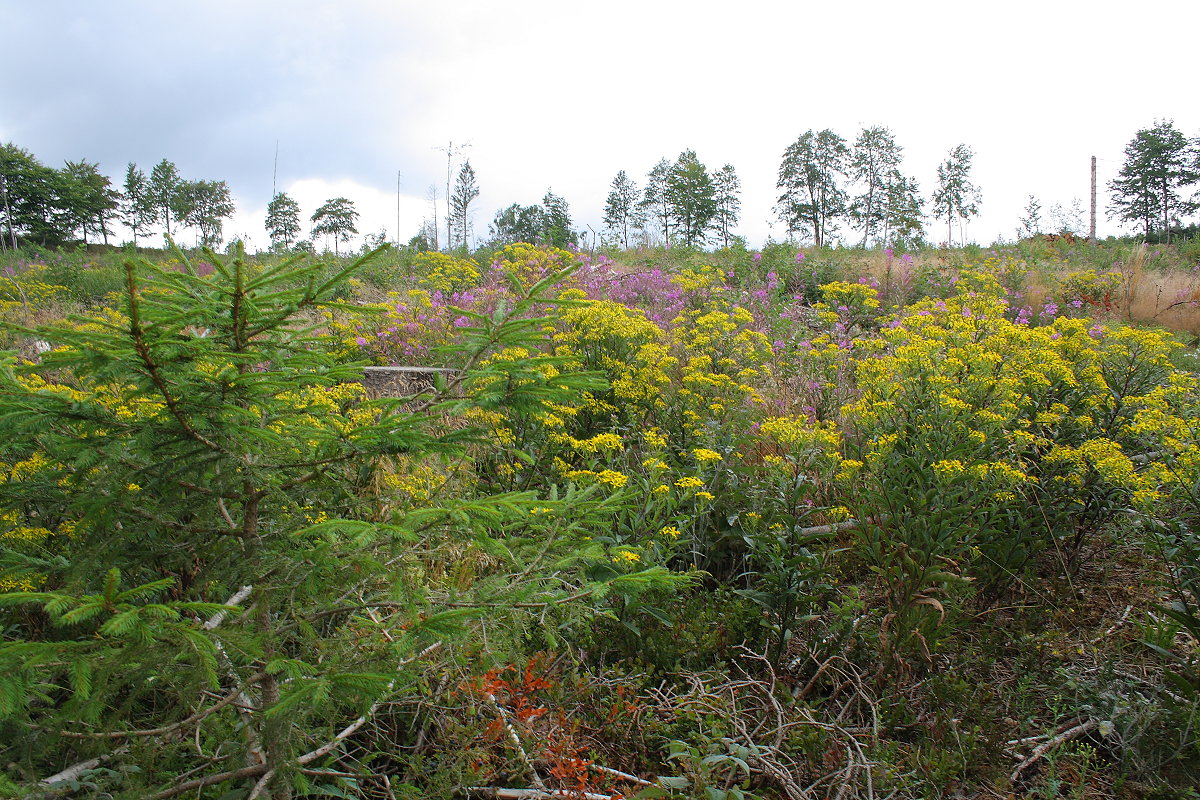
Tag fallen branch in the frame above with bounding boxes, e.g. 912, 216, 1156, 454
1010, 718, 1098, 784
465, 788, 617, 800
1005, 732, 1050, 747
245, 768, 276, 800
588, 763, 652, 786
1090, 604, 1133, 645
39, 748, 128, 789
483, 692, 546, 790
147, 764, 269, 800
797, 519, 861, 537
51, 674, 264, 740
297, 641, 443, 766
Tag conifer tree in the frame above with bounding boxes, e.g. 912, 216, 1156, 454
448, 160, 479, 250
1108, 119, 1199, 243
0, 245, 663, 797
540, 189, 575, 248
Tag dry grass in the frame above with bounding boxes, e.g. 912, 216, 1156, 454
832, 245, 1200, 336
1127, 271, 1200, 334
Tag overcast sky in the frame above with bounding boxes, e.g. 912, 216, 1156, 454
3, 0, 1198, 252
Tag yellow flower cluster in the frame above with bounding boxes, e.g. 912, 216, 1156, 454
817, 281, 881, 312
560, 433, 623, 453
562, 302, 674, 405
566, 469, 629, 489
492, 242, 577, 289
413, 252, 481, 293
671, 264, 727, 293
835, 275, 1188, 528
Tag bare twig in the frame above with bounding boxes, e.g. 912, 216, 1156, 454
1090, 604, 1133, 645
298, 641, 443, 766
204, 584, 254, 630
465, 789, 616, 800
483, 692, 545, 790
39, 748, 128, 789
147, 764, 269, 800
51, 675, 263, 739
587, 763, 651, 786
245, 768, 276, 800
1005, 733, 1051, 748
1010, 718, 1098, 784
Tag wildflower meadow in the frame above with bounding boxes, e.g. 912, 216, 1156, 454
2, 236, 1200, 798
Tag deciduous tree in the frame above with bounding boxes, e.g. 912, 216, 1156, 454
849, 126, 903, 247
1019, 195, 1043, 238
712, 164, 741, 249
311, 197, 359, 255
147, 159, 185, 237
490, 203, 544, 245
776, 129, 849, 246
122, 163, 156, 245
0, 143, 68, 246
182, 180, 235, 249
1049, 198, 1086, 236
265, 191, 302, 251
638, 158, 673, 246
603, 170, 641, 249
665, 150, 717, 248
931, 144, 981, 246
60, 160, 120, 245
882, 169, 925, 248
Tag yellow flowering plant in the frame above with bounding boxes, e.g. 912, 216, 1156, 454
834, 279, 1188, 666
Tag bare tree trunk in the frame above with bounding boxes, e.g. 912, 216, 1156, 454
1162, 176, 1170, 245
1089, 155, 1097, 243
1, 175, 16, 250
446, 141, 453, 252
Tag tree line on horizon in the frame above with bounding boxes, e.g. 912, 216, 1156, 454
2, 120, 1198, 255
